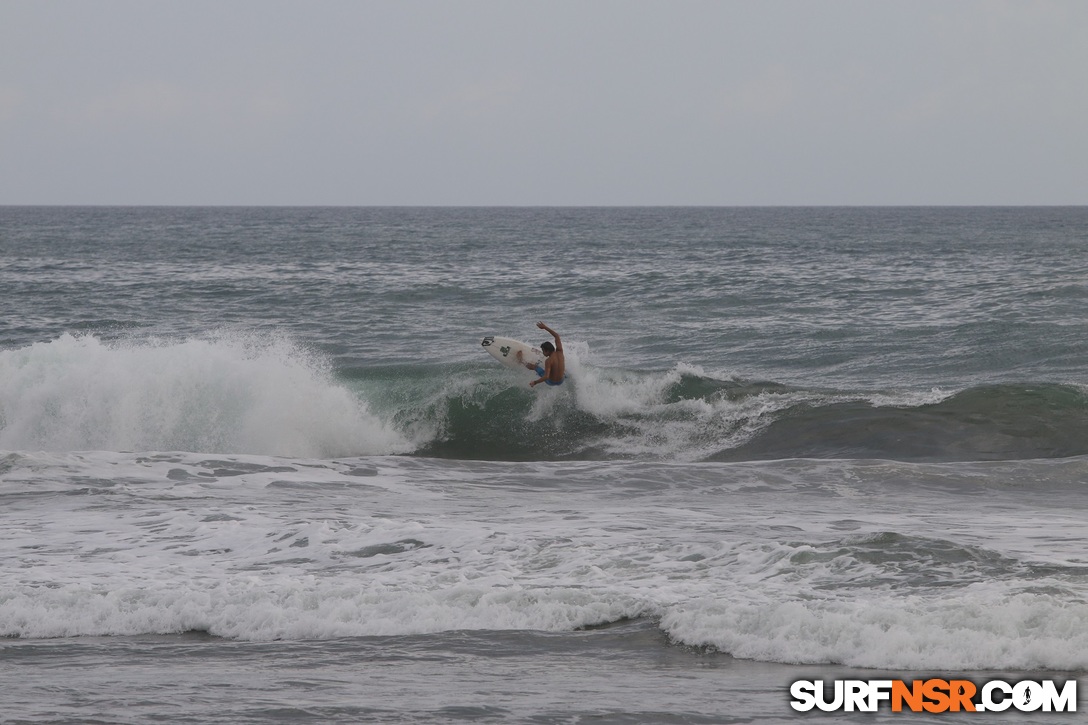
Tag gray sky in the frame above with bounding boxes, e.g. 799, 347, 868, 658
2, 0, 1086, 205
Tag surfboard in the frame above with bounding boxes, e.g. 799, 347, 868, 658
481, 335, 543, 371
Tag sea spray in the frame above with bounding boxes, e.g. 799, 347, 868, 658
0, 333, 409, 457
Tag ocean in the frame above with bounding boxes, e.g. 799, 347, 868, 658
1, 206, 1086, 723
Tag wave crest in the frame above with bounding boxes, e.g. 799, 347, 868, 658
0, 333, 409, 457
5, 335, 1087, 462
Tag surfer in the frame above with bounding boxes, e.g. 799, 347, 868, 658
520, 321, 565, 387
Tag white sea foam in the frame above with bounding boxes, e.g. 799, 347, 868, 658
562, 360, 815, 460
2, 452, 1086, 671
0, 334, 410, 457
659, 589, 1088, 670
535, 352, 959, 460
0, 580, 649, 641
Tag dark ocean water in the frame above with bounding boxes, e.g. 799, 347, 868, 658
1, 207, 1086, 722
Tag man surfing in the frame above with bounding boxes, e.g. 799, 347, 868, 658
518, 321, 565, 387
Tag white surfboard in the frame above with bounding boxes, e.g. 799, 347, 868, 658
481, 335, 543, 371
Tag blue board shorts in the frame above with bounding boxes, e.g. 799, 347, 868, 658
535, 366, 565, 386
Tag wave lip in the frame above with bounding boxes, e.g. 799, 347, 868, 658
0, 333, 410, 457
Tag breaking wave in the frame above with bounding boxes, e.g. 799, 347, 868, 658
4, 334, 1087, 462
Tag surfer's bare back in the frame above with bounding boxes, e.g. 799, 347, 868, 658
519, 322, 565, 387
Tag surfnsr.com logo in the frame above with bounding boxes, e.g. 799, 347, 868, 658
790, 678, 1077, 713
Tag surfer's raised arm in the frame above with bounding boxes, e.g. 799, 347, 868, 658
536, 321, 561, 350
